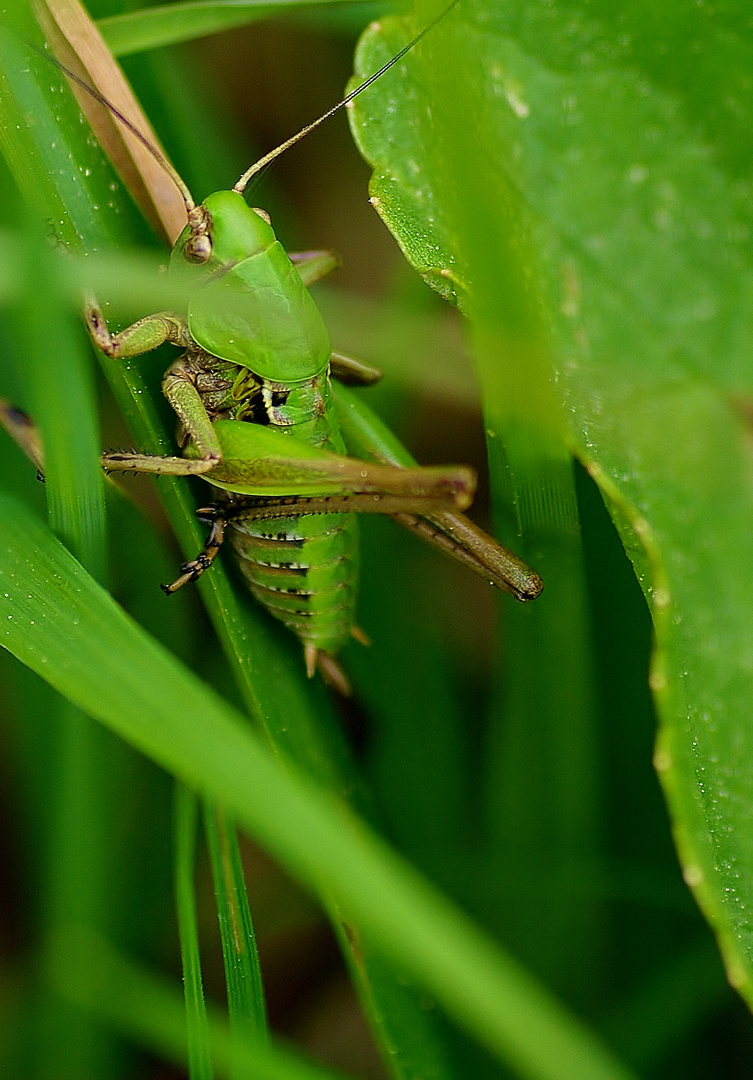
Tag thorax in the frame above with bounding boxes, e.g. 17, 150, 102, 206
179, 342, 340, 451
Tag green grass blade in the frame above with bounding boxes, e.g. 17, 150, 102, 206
3, 40, 115, 1073
0, 493, 636, 1080
2, 11, 107, 580
35, 703, 121, 1080
15, 223, 107, 581
175, 784, 215, 1080
0, 16, 133, 250
0, 229, 183, 310
204, 804, 269, 1072
98, 0, 373, 57
51, 929, 350, 1080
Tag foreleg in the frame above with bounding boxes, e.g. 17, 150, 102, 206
85, 296, 189, 358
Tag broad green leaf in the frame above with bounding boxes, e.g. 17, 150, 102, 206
348, 0, 753, 1002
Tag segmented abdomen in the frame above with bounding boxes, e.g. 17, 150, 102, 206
227, 510, 359, 656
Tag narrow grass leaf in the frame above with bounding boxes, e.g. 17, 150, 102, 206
6, 70, 115, 1075
0, 17, 133, 250
0, 494, 635, 1080
175, 784, 214, 1080
52, 929, 350, 1080
15, 223, 106, 580
39, 0, 187, 242
204, 804, 269, 1072
98, 0, 373, 58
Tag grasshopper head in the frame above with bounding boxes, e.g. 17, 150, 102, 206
177, 187, 331, 380
171, 190, 276, 273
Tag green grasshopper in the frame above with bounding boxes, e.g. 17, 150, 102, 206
26, 7, 542, 690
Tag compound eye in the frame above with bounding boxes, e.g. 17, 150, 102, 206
252, 207, 271, 225
183, 233, 212, 264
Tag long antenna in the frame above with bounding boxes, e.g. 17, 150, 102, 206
31, 41, 198, 216
34, 0, 458, 246
233, 0, 459, 195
